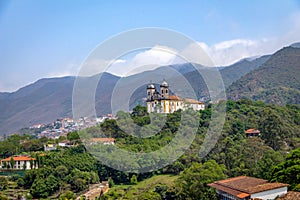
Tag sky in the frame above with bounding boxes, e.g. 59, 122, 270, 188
0, 0, 300, 92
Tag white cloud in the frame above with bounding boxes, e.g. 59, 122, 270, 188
64, 11, 300, 78
106, 45, 177, 76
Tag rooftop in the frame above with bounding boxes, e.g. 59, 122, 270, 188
1, 155, 36, 162
208, 176, 288, 198
169, 95, 182, 101
245, 129, 260, 134
184, 98, 204, 104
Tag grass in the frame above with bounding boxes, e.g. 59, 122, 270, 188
104, 174, 178, 200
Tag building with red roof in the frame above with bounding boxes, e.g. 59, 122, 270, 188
208, 176, 288, 200
245, 129, 261, 137
1, 155, 37, 170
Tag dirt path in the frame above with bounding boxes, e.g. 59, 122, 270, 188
77, 184, 109, 200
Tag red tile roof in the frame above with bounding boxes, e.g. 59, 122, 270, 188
245, 129, 260, 134
208, 176, 288, 197
1, 156, 36, 162
184, 98, 204, 104
169, 95, 182, 100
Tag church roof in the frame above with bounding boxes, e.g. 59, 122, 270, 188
169, 95, 182, 100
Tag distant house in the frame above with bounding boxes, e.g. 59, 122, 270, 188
58, 140, 74, 147
1, 155, 37, 170
87, 138, 115, 145
44, 143, 57, 151
208, 176, 288, 200
245, 129, 261, 137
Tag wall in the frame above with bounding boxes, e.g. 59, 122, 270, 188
251, 187, 287, 200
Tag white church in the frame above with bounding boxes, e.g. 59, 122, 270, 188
146, 81, 205, 113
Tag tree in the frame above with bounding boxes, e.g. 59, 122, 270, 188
9, 157, 15, 169
59, 190, 76, 200
0, 176, 8, 190
259, 108, 285, 150
176, 160, 227, 200
3, 161, 7, 170
67, 131, 80, 141
17, 177, 25, 188
30, 178, 49, 198
270, 148, 300, 190
74, 178, 87, 192
46, 174, 59, 195
55, 165, 69, 180
108, 178, 115, 188
130, 174, 138, 185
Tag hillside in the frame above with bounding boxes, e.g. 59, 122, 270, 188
0, 73, 120, 135
220, 55, 270, 87
227, 47, 300, 105
0, 52, 279, 135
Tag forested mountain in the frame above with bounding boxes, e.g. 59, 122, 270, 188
1, 44, 300, 135
227, 47, 300, 105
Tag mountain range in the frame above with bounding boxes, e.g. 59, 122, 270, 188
1, 43, 300, 135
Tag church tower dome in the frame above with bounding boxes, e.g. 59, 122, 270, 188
160, 80, 169, 99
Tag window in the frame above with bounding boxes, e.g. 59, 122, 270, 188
166, 90, 168, 93
162, 90, 164, 94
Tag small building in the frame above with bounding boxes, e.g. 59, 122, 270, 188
44, 143, 57, 151
1, 155, 37, 170
208, 176, 288, 200
245, 129, 261, 137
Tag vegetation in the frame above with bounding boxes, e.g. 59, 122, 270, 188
1, 100, 300, 199
228, 47, 300, 105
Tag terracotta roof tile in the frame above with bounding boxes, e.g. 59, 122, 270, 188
184, 98, 204, 104
245, 129, 260, 134
209, 176, 288, 197
169, 95, 182, 100
1, 156, 36, 162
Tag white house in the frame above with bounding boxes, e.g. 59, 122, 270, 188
1, 155, 37, 170
208, 176, 288, 200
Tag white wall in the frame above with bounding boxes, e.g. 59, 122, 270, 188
251, 187, 287, 200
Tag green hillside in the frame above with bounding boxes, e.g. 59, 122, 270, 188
227, 47, 300, 105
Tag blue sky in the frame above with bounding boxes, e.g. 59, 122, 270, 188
0, 0, 300, 92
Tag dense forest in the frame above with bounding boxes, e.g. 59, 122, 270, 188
1, 100, 300, 199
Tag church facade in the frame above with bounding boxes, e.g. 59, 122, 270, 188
146, 81, 205, 113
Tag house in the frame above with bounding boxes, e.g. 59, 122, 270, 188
208, 176, 288, 200
146, 81, 205, 113
245, 129, 261, 137
1, 155, 37, 170
44, 143, 57, 151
